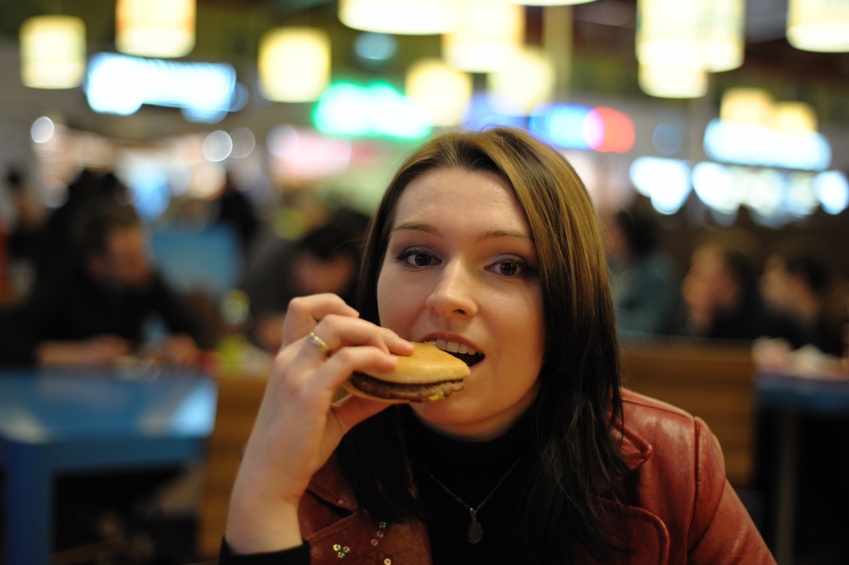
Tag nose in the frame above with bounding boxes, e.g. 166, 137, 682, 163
424, 260, 478, 319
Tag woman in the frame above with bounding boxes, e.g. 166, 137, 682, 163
222, 128, 774, 564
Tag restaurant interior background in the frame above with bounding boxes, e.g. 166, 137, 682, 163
1, 1, 849, 563
1, 0, 848, 292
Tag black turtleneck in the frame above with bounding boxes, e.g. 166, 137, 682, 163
401, 406, 531, 563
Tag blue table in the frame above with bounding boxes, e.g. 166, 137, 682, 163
756, 371, 849, 565
0, 366, 218, 565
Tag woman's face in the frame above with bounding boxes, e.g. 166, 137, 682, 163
377, 168, 545, 441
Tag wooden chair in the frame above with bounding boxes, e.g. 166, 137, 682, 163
619, 339, 756, 488
196, 375, 268, 560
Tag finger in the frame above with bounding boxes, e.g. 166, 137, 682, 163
306, 315, 413, 357
284, 294, 359, 344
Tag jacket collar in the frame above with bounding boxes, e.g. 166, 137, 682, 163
307, 419, 654, 511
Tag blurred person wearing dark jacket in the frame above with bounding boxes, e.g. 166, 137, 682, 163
677, 229, 770, 342
240, 208, 370, 352
1, 203, 209, 366
760, 242, 844, 356
604, 204, 678, 340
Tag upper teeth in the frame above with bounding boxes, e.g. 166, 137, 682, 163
432, 339, 477, 356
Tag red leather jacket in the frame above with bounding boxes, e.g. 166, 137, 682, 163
298, 390, 776, 564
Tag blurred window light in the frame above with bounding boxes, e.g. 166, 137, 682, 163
814, 171, 849, 215
125, 163, 171, 221
85, 53, 237, 123
267, 126, 353, 180
313, 82, 432, 139
202, 130, 233, 162
463, 93, 528, 131
20, 15, 86, 89
353, 33, 397, 68
692, 161, 740, 214
652, 123, 682, 154
742, 168, 784, 218
339, 0, 456, 35
529, 103, 634, 153
703, 118, 831, 171
31, 116, 56, 144
229, 127, 256, 159
628, 157, 691, 214
785, 172, 819, 218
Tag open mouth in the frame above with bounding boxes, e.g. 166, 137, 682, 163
431, 339, 485, 367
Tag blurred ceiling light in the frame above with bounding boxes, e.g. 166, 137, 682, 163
638, 64, 708, 98
443, 0, 525, 72
406, 58, 472, 126
116, 0, 195, 58
773, 101, 818, 134
488, 47, 555, 114
720, 87, 774, 126
702, 0, 745, 72
339, 0, 457, 35
636, 0, 705, 69
497, 0, 596, 4
259, 27, 330, 103
20, 15, 86, 89
787, 0, 849, 52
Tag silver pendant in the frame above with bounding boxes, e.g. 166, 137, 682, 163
467, 520, 483, 544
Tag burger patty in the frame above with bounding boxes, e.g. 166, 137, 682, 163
349, 373, 465, 402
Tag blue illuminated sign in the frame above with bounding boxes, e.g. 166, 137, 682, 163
85, 53, 239, 123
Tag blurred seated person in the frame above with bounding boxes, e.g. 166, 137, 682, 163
604, 203, 678, 340
759, 241, 844, 357
3, 203, 208, 366
241, 209, 370, 352
677, 228, 770, 341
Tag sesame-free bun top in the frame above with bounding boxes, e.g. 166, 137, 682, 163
361, 342, 470, 384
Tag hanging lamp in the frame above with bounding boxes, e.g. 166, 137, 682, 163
443, 0, 525, 72
638, 64, 708, 98
259, 27, 331, 103
489, 47, 555, 114
20, 15, 86, 89
338, 0, 457, 35
786, 0, 849, 52
406, 58, 472, 126
115, 0, 196, 58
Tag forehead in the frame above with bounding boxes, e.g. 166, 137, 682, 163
393, 168, 526, 227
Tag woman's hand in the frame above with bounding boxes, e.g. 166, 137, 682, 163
224, 293, 413, 554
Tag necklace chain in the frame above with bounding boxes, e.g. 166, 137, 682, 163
415, 456, 523, 545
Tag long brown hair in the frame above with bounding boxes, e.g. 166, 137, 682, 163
341, 127, 627, 562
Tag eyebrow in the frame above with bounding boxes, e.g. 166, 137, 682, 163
393, 222, 532, 242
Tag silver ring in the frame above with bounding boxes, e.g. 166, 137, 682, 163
306, 331, 332, 357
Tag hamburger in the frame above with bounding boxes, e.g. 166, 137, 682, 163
344, 342, 472, 402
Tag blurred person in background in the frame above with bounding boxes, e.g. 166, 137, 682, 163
214, 170, 261, 259
1, 202, 210, 366
33, 168, 130, 281
604, 202, 678, 340
759, 240, 844, 357
240, 208, 370, 352
676, 229, 770, 342
2, 164, 45, 274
